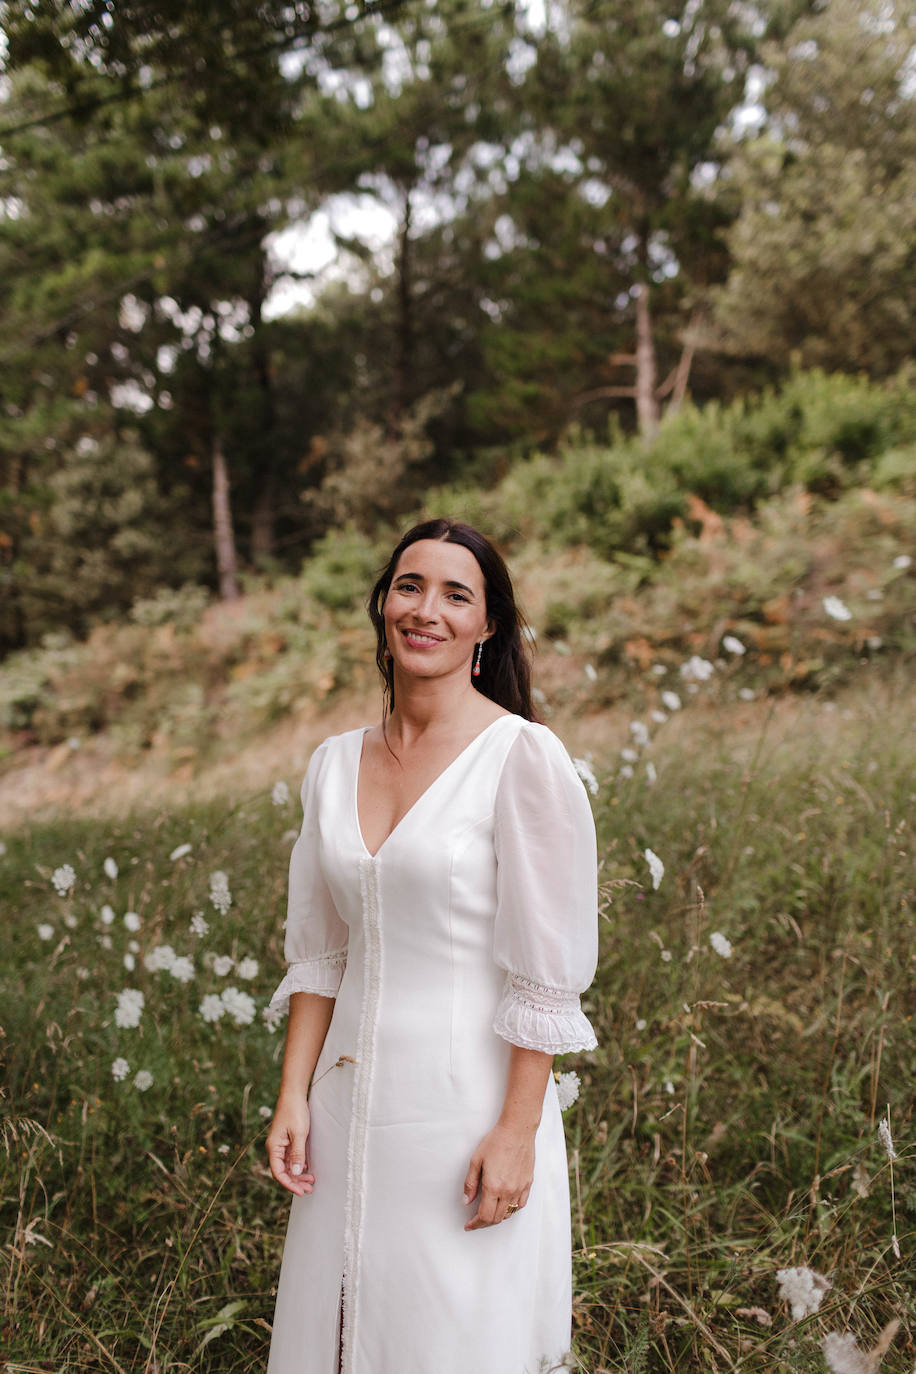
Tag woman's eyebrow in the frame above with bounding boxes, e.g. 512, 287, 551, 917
394, 573, 476, 596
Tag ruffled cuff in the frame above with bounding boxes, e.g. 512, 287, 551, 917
493, 973, 597, 1054
268, 949, 348, 1015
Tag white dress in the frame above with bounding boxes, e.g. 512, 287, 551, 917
266, 714, 598, 1374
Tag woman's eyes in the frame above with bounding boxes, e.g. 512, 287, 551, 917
393, 583, 469, 603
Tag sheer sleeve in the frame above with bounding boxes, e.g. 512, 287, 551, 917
268, 740, 349, 1015
492, 723, 598, 1055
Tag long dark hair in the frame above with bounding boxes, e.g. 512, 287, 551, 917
368, 519, 536, 721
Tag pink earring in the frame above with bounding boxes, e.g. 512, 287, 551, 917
384, 644, 392, 661
472, 642, 483, 677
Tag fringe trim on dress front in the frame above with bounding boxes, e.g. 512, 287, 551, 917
341, 857, 384, 1374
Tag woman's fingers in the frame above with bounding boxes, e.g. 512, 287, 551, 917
267, 1124, 314, 1196
462, 1152, 482, 1206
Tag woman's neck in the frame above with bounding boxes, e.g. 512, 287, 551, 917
386, 672, 486, 744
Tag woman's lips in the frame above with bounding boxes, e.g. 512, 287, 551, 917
401, 629, 445, 648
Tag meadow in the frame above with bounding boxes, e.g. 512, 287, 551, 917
2, 653, 913, 1372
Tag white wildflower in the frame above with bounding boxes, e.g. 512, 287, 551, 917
103, 857, 119, 879
100, 904, 116, 925
738, 688, 757, 701
51, 864, 76, 896
651, 663, 667, 675
821, 1332, 869, 1374
169, 842, 192, 861
209, 870, 232, 915
145, 944, 177, 973
63, 912, 78, 929
522, 624, 538, 643
865, 588, 883, 601
776, 1266, 830, 1321
133, 1069, 154, 1092
892, 553, 911, 570
660, 949, 672, 963
111, 1057, 130, 1082
123, 911, 141, 932
722, 635, 746, 655
680, 655, 715, 682
271, 780, 290, 807
823, 595, 852, 621
644, 848, 664, 890
635, 1018, 647, 1031
258, 1105, 273, 1120
282, 828, 300, 845
212, 954, 234, 977
200, 993, 225, 1024
236, 957, 259, 980
168, 955, 195, 984
664, 1080, 675, 1094
645, 761, 657, 785
621, 747, 639, 764
221, 986, 257, 1026
123, 953, 136, 971
263, 1002, 284, 1033
650, 709, 668, 724
584, 663, 598, 682
878, 1118, 897, 1161
114, 988, 145, 1029
661, 690, 682, 712
619, 764, 634, 780
217, 1143, 230, 1155
99, 934, 112, 950
127, 939, 140, 953
531, 686, 547, 704
629, 720, 650, 748
190, 913, 210, 938
37, 923, 55, 941
76, 966, 90, 980
710, 931, 733, 959
555, 1071, 580, 1111
572, 757, 599, 796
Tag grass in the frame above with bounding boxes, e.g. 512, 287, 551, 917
2, 670, 914, 1372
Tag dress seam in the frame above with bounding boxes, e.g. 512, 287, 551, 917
341, 857, 383, 1374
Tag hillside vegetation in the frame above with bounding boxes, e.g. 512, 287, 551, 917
2, 368, 915, 1372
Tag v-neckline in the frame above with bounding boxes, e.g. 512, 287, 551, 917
354, 715, 515, 860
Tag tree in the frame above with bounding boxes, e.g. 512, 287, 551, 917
711, 0, 916, 377
518, 0, 761, 437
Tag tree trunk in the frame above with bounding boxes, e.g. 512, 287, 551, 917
634, 282, 659, 441
212, 436, 240, 601
394, 187, 414, 423
250, 257, 278, 563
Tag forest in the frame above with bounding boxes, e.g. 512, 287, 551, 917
1, 0, 913, 655
1, 3, 915, 1372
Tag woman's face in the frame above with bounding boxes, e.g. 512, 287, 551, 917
383, 539, 494, 684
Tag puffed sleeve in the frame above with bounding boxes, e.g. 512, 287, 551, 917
492, 723, 598, 1054
268, 740, 349, 1015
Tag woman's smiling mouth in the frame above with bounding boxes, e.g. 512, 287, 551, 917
401, 629, 445, 647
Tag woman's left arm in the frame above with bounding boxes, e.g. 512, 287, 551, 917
463, 1045, 553, 1231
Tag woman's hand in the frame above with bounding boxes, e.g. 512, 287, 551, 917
462, 1122, 535, 1230
266, 1092, 315, 1196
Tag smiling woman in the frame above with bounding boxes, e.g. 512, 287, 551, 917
265, 518, 599, 1374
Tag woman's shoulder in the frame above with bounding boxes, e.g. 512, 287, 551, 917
301, 726, 368, 781
501, 716, 582, 775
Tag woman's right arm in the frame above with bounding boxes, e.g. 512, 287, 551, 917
266, 990, 335, 1196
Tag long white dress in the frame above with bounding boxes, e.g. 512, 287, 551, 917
266, 714, 598, 1374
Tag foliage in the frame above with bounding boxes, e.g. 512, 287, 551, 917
1, 678, 913, 1369
429, 368, 916, 559
712, 0, 916, 376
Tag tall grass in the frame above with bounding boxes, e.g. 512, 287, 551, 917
2, 675, 913, 1371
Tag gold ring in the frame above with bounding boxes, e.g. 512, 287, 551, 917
505, 1203, 520, 1215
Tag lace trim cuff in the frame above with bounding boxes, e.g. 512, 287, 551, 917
492, 973, 597, 1055
268, 949, 347, 1015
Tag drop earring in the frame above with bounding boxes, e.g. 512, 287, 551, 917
472, 641, 483, 677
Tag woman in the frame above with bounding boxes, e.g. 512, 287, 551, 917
265, 519, 598, 1374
